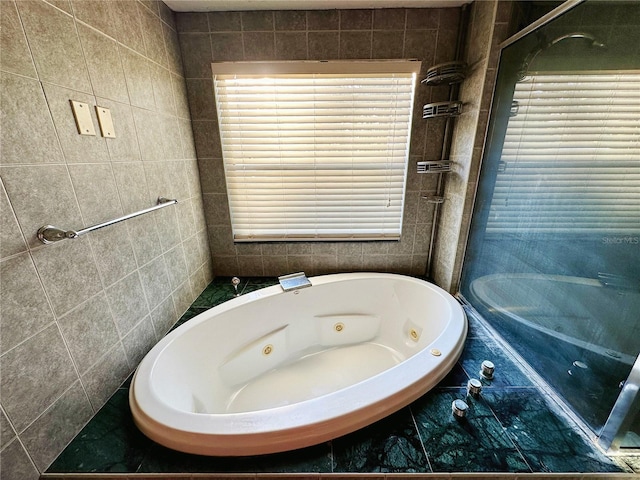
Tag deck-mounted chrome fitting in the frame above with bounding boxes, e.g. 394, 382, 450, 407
480, 360, 495, 380
467, 378, 482, 397
452, 399, 469, 418
231, 277, 241, 296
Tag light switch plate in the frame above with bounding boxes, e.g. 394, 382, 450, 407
95, 106, 116, 138
70, 100, 96, 136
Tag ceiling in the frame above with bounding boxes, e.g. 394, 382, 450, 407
163, 0, 470, 12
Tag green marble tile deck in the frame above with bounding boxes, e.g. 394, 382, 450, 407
45, 277, 632, 478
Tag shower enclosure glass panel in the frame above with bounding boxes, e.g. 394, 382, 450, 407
460, 0, 640, 449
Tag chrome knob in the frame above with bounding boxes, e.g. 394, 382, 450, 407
467, 378, 482, 397
480, 360, 495, 380
452, 399, 469, 418
231, 277, 240, 296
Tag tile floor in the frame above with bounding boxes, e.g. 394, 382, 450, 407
43, 277, 638, 479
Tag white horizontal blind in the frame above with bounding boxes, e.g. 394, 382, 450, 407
488, 72, 640, 235
213, 63, 416, 242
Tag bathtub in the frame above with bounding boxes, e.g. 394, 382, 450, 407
469, 273, 640, 364
130, 272, 467, 456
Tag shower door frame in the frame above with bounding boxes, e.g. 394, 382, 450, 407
455, 0, 640, 455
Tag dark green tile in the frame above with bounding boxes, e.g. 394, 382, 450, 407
246, 277, 279, 287
46, 389, 152, 473
138, 441, 332, 473
459, 337, 534, 388
173, 306, 203, 326
412, 388, 530, 473
191, 278, 243, 308
332, 407, 429, 473
482, 389, 623, 473
437, 362, 470, 388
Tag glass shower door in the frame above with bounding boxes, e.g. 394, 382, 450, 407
459, 0, 640, 450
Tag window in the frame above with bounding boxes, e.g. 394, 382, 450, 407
212, 60, 420, 242
488, 71, 640, 235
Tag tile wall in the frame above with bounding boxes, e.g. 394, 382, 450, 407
0, 1, 212, 477
176, 7, 463, 277
431, 1, 515, 292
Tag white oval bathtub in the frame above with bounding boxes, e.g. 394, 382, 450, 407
130, 272, 467, 456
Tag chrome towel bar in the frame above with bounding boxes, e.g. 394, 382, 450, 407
37, 197, 178, 244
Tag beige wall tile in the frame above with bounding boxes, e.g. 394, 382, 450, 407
126, 214, 163, 266
120, 47, 156, 110
0, 324, 79, 431
139, 3, 168, 67
275, 32, 308, 60
71, 0, 115, 38
163, 23, 183, 74
0, 72, 64, 165
0, 439, 40, 480
31, 237, 103, 316
340, 9, 372, 30
77, 24, 129, 104
68, 163, 122, 225
0, 409, 16, 450
17, 0, 91, 93
173, 278, 195, 314
1, 164, 83, 248
95, 98, 141, 163
112, 162, 151, 213
151, 63, 176, 114
307, 10, 339, 30
111, 1, 146, 54
105, 271, 151, 335
172, 73, 191, 119
177, 12, 209, 33
179, 33, 212, 78
339, 31, 372, 59
132, 107, 165, 161
58, 293, 120, 374
121, 315, 156, 367
139, 255, 173, 310
164, 244, 189, 289
1, 0, 37, 78
275, 10, 306, 31
87, 223, 137, 288
186, 78, 216, 120
81, 342, 130, 409
150, 296, 178, 338
0, 253, 55, 355
0, 181, 27, 259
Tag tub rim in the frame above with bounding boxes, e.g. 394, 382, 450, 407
130, 272, 467, 455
